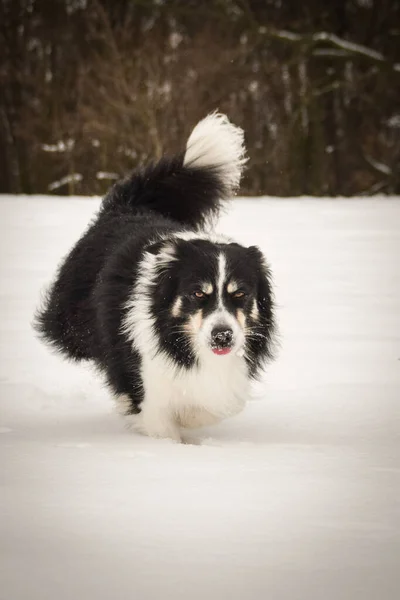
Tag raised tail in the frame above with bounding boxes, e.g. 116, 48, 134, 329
101, 112, 247, 228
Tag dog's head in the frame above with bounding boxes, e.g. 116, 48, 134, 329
135, 235, 275, 375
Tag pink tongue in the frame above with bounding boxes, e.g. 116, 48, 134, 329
212, 348, 231, 356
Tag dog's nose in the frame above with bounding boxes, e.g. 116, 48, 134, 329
211, 326, 233, 348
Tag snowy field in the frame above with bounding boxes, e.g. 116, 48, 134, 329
1, 195, 399, 600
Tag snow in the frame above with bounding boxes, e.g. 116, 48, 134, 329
363, 155, 391, 176
312, 32, 385, 62
96, 171, 119, 180
264, 28, 400, 72
48, 173, 83, 192
1, 194, 400, 600
387, 114, 400, 129
42, 139, 75, 153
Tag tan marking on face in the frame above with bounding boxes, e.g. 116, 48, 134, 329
202, 282, 213, 295
236, 308, 246, 330
251, 298, 259, 321
227, 280, 239, 294
186, 309, 203, 334
171, 296, 182, 317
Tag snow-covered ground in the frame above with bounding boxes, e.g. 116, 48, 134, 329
1, 195, 399, 600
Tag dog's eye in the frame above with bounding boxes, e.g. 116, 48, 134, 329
194, 291, 205, 299
232, 291, 245, 299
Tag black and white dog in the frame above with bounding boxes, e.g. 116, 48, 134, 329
35, 113, 275, 442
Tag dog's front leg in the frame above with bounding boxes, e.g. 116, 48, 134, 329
127, 386, 181, 442
140, 401, 181, 442
131, 358, 182, 442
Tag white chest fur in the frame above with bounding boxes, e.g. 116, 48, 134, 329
133, 351, 249, 439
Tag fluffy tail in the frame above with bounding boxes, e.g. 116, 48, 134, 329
102, 112, 247, 228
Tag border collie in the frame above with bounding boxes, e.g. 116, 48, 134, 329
34, 113, 275, 442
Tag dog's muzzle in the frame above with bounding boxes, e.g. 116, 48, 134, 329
211, 325, 234, 355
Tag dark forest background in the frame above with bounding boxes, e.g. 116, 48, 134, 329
1, 0, 399, 196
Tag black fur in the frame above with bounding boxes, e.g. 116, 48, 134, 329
149, 238, 275, 377
34, 150, 275, 416
101, 155, 227, 228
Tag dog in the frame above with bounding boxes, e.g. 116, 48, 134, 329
34, 113, 275, 442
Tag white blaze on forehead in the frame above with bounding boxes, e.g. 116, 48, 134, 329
217, 252, 227, 308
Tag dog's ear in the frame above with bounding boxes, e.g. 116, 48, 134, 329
146, 239, 171, 256
246, 245, 264, 263
245, 246, 276, 368
247, 245, 274, 325
145, 239, 177, 268
146, 240, 179, 309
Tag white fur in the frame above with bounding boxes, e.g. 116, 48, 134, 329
217, 253, 226, 309
172, 230, 231, 244
184, 112, 247, 195
126, 349, 249, 441
115, 393, 133, 416
122, 243, 249, 442
122, 243, 176, 355
141, 231, 232, 257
